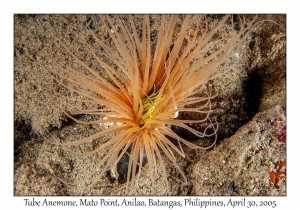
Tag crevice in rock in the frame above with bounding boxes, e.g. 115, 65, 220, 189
14, 120, 34, 163
243, 68, 264, 122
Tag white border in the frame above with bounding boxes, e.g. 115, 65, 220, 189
2, 1, 298, 209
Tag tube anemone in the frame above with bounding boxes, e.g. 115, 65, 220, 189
47, 15, 260, 195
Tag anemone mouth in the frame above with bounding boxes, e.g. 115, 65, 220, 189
139, 85, 165, 127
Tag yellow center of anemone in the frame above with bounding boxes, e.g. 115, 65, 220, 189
139, 86, 164, 127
